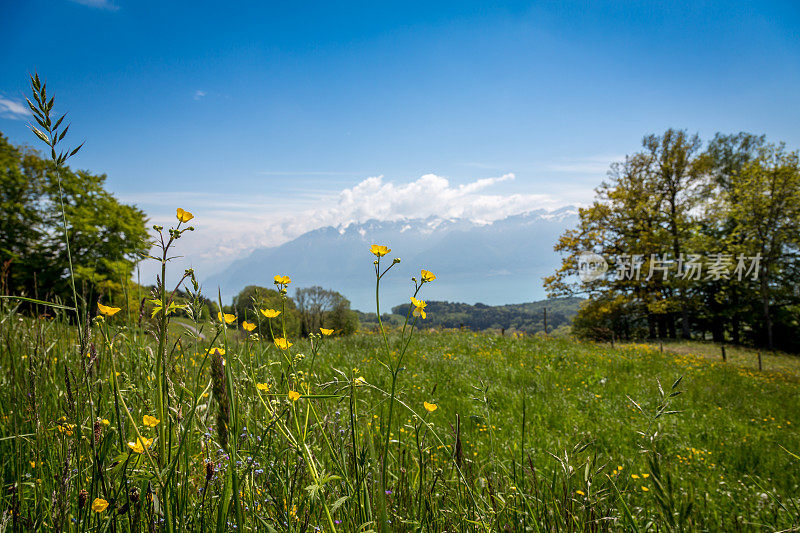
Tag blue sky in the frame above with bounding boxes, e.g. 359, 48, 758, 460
1, 0, 799, 277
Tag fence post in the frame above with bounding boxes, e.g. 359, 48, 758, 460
721, 345, 727, 362
758, 352, 762, 371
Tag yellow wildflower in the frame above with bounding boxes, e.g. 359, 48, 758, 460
142, 415, 160, 428
410, 297, 427, 319
260, 308, 281, 318
242, 321, 256, 332
273, 275, 292, 285
274, 337, 293, 350
575, 490, 585, 496
176, 208, 194, 223
288, 390, 301, 402
631, 474, 640, 479
97, 302, 121, 317
420, 269, 436, 282
217, 312, 236, 324
256, 383, 270, 392
424, 401, 438, 412
92, 498, 109, 513
127, 436, 153, 454
370, 244, 391, 257
319, 327, 334, 336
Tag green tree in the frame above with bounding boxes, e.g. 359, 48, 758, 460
0, 134, 44, 295
231, 285, 300, 339
643, 129, 704, 338
0, 132, 148, 309
295, 286, 359, 336
728, 145, 800, 350
695, 132, 766, 343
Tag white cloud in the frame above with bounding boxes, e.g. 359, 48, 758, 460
194, 90, 206, 101
125, 173, 580, 280
0, 96, 29, 120
68, 0, 119, 10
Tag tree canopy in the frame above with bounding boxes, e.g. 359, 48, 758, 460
0, 132, 149, 311
547, 129, 800, 351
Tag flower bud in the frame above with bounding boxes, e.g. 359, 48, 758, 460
78, 489, 88, 509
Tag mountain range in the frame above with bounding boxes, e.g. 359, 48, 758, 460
204, 207, 579, 311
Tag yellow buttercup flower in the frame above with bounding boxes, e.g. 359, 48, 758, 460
97, 302, 121, 317
127, 436, 153, 454
256, 383, 270, 392
176, 208, 194, 223
217, 312, 236, 324
420, 269, 436, 283
288, 390, 301, 402
260, 308, 281, 318
142, 415, 160, 428
207, 347, 225, 356
273, 275, 292, 285
274, 337, 293, 350
92, 498, 109, 513
319, 327, 334, 336
424, 401, 438, 412
242, 321, 256, 332
354, 376, 367, 386
410, 297, 427, 319
370, 244, 391, 257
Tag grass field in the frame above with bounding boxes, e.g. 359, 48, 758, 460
1, 301, 799, 532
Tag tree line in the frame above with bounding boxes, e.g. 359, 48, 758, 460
225, 285, 358, 338
357, 297, 581, 335
546, 129, 800, 352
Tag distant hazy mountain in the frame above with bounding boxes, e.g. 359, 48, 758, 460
204, 207, 579, 310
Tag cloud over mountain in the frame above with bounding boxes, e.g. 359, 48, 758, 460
132, 173, 582, 283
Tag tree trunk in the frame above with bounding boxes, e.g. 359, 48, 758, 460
667, 313, 677, 339
711, 322, 724, 343
647, 313, 657, 339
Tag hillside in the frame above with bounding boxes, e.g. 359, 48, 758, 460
356, 296, 583, 334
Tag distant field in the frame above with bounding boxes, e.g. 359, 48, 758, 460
628, 339, 800, 377
1, 312, 798, 531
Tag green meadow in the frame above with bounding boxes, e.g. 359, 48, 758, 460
2, 302, 798, 531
